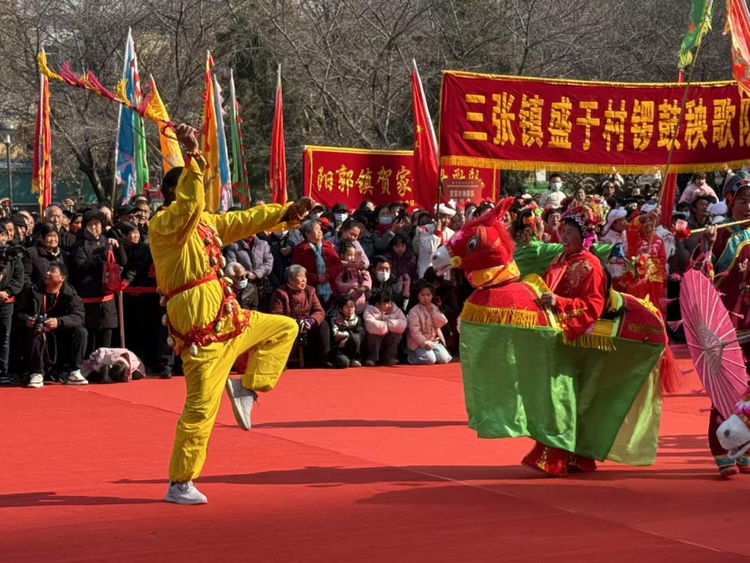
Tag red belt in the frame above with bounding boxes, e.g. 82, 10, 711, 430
81, 294, 115, 304
165, 272, 219, 301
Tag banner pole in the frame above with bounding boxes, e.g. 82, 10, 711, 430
648, 39, 705, 248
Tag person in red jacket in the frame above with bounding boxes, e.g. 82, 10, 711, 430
291, 219, 343, 309
269, 264, 332, 367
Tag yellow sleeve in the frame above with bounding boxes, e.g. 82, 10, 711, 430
205, 202, 298, 246
150, 157, 206, 246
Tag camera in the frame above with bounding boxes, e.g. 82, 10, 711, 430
33, 314, 47, 334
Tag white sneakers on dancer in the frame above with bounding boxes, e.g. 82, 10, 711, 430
225, 377, 257, 431
164, 481, 207, 505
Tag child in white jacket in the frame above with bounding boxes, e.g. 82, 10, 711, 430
363, 292, 407, 366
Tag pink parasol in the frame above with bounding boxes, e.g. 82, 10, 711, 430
680, 269, 749, 418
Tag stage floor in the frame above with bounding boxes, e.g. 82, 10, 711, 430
2, 355, 748, 562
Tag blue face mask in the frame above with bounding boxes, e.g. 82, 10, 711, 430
379, 216, 393, 226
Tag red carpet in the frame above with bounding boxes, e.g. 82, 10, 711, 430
2, 352, 749, 562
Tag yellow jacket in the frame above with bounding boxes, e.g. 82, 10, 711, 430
149, 157, 295, 347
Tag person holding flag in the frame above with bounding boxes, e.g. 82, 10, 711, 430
151, 123, 314, 505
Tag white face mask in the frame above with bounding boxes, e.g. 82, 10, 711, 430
551, 182, 562, 192
376, 271, 391, 282
236, 279, 248, 289
334, 213, 348, 222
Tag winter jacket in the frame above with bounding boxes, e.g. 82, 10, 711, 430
291, 240, 343, 289
24, 243, 69, 288
363, 304, 407, 336
370, 275, 408, 310
122, 241, 155, 287
72, 230, 127, 330
81, 347, 146, 382
0, 245, 25, 302
224, 236, 274, 280
269, 284, 325, 324
329, 236, 370, 270
16, 281, 85, 329
328, 308, 365, 343
407, 303, 448, 351
385, 249, 417, 281
334, 267, 372, 313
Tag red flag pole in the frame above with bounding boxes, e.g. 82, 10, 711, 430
411, 59, 439, 214
652, 38, 705, 239
659, 70, 685, 228
270, 64, 287, 205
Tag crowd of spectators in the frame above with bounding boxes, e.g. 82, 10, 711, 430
0, 168, 732, 386
0, 192, 473, 387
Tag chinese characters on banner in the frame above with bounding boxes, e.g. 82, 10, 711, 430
303, 145, 499, 209
439, 71, 750, 174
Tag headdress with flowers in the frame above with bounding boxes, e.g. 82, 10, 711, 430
560, 196, 609, 250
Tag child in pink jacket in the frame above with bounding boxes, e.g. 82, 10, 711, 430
363, 292, 406, 366
407, 283, 452, 365
335, 242, 372, 313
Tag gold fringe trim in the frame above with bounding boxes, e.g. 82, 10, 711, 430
440, 155, 750, 176
461, 302, 539, 328
441, 69, 734, 89
304, 145, 413, 157
562, 331, 616, 351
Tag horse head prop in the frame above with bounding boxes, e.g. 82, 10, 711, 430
432, 197, 518, 288
717, 392, 750, 459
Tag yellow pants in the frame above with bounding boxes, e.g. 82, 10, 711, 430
168, 310, 298, 482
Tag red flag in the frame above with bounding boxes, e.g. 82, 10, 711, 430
660, 173, 679, 227
660, 71, 685, 228
411, 60, 439, 213
725, 0, 750, 96
32, 69, 52, 213
270, 64, 287, 205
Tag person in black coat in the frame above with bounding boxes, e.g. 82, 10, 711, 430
72, 210, 126, 354
16, 262, 88, 387
0, 240, 24, 385
24, 224, 69, 288
119, 221, 174, 376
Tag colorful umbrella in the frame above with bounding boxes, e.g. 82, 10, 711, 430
680, 269, 749, 418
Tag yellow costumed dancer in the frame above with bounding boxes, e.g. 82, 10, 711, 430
151, 124, 312, 505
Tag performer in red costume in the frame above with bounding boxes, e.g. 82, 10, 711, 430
615, 206, 666, 311
522, 200, 608, 476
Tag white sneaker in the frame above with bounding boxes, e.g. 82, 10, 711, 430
164, 481, 207, 505
225, 377, 257, 431
66, 370, 88, 386
27, 373, 43, 388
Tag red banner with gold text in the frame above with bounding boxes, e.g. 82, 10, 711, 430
439, 71, 750, 175
303, 145, 498, 209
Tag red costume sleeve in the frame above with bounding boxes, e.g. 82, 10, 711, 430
551, 254, 607, 341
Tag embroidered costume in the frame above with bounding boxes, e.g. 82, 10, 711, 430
706, 174, 750, 476
437, 197, 672, 480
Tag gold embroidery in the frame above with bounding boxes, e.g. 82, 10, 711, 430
560, 259, 592, 295
626, 323, 663, 337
